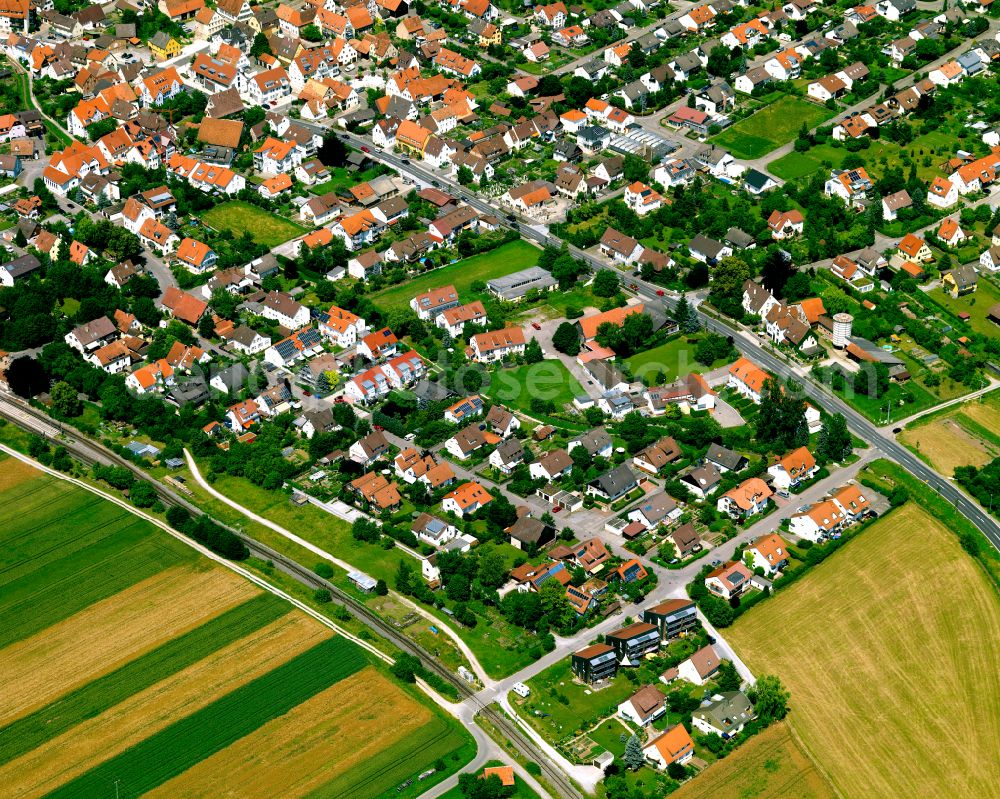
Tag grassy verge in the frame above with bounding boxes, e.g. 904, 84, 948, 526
860, 458, 1000, 591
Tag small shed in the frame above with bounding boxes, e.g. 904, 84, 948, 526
348, 571, 378, 592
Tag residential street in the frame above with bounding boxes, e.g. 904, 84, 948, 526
340, 131, 1000, 559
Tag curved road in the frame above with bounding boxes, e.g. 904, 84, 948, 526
338, 130, 1000, 554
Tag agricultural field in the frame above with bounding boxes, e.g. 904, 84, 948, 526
0, 456, 472, 799
671, 722, 835, 799
727, 502, 1000, 799
712, 97, 833, 160
202, 200, 306, 247
371, 239, 541, 313
899, 391, 1000, 474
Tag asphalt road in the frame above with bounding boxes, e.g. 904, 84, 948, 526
339, 130, 1000, 554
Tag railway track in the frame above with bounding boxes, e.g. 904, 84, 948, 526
0, 394, 582, 799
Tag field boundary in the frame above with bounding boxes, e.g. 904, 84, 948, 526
784, 716, 844, 799
0, 444, 391, 663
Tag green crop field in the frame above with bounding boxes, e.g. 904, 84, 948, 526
0, 594, 292, 765
370, 240, 541, 312
0, 474, 193, 646
727, 502, 1000, 799
0, 456, 473, 799
45, 637, 367, 799
712, 97, 833, 160
202, 201, 306, 247
316, 715, 473, 799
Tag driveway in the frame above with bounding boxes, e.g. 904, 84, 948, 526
527, 311, 607, 402
712, 396, 745, 428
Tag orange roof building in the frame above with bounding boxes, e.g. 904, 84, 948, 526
480, 766, 515, 787
727, 357, 771, 400
577, 304, 645, 341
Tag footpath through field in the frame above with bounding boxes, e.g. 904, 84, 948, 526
183, 450, 496, 688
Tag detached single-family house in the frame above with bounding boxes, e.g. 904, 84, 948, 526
618, 685, 667, 726
643, 725, 695, 769
677, 644, 721, 685
768, 446, 818, 493
746, 532, 790, 575
704, 561, 753, 600
693, 692, 754, 738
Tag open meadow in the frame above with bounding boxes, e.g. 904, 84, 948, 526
371, 239, 541, 313
712, 97, 832, 160
202, 200, 306, 247
899, 391, 1000, 474
671, 722, 835, 799
0, 455, 472, 799
727, 502, 1000, 799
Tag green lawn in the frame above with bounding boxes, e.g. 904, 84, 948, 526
588, 718, 632, 757
771, 129, 957, 183
311, 164, 385, 196
927, 277, 1000, 336
521, 660, 640, 742
485, 360, 584, 416
625, 333, 728, 382
371, 240, 542, 313
712, 96, 833, 160
202, 201, 306, 247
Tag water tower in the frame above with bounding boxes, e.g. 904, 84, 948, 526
832, 313, 853, 349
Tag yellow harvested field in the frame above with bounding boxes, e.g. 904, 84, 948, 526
959, 400, 1000, 437
728, 503, 1000, 799
672, 722, 835, 799
0, 613, 331, 799
0, 565, 258, 725
899, 418, 993, 474
144, 667, 432, 799
0, 457, 42, 492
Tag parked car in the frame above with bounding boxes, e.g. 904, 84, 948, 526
531, 322, 541, 330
